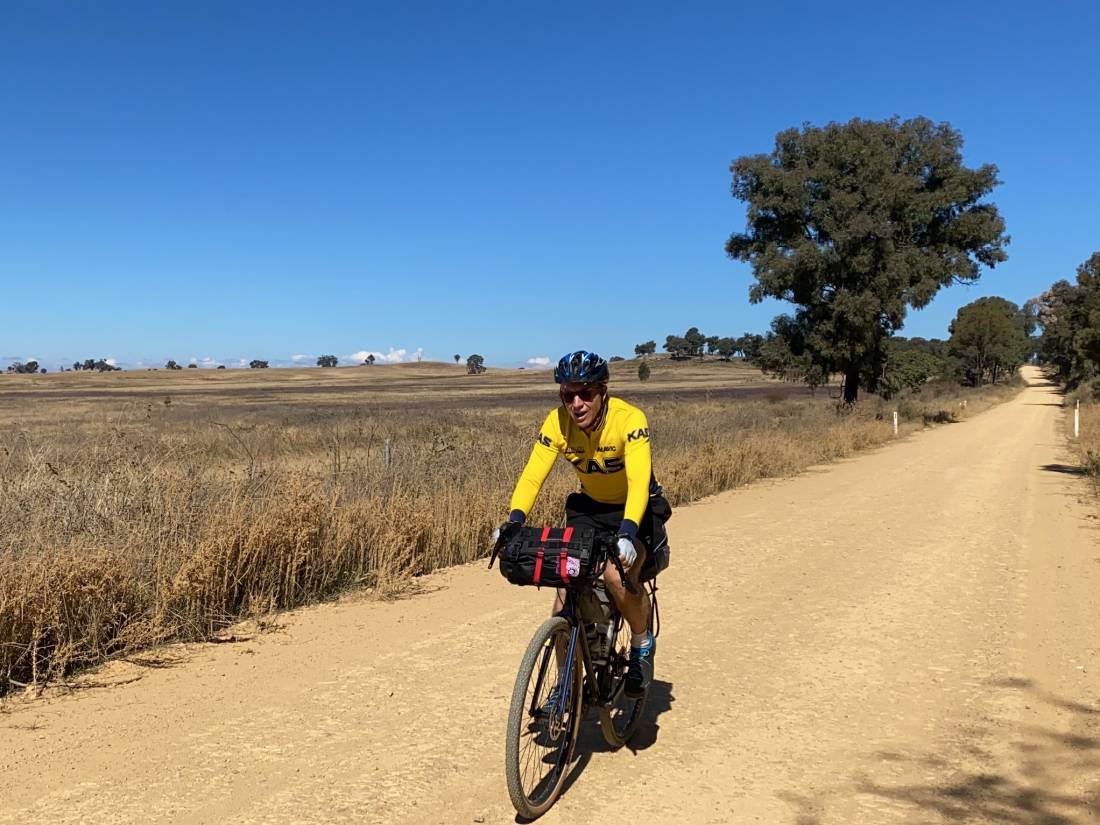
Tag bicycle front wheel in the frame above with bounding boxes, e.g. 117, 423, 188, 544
505, 616, 583, 819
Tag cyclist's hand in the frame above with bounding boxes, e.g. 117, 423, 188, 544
616, 535, 637, 568
492, 518, 523, 547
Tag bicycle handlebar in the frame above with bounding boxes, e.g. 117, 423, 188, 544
488, 526, 640, 595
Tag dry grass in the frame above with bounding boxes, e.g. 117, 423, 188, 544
0, 361, 1017, 693
1064, 388, 1100, 479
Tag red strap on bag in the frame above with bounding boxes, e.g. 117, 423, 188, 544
559, 526, 574, 584
533, 525, 551, 585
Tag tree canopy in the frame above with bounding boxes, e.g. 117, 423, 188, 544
5, 360, 40, 374
73, 358, 119, 372
947, 297, 1030, 386
754, 316, 829, 393
726, 116, 1009, 402
1032, 252, 1100, 386
466, 354, 486, 374
664, 327, 706, 359
879, 340, 945, 398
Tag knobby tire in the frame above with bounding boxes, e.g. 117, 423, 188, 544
505, 616, 583, 819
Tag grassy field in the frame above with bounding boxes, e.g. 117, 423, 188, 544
0, 359, 1019, 693
1064, 386, 1100, 479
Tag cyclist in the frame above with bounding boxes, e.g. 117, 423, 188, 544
496, 350, 670, 698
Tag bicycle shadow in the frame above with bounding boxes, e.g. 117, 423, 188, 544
524, 679, 674, 821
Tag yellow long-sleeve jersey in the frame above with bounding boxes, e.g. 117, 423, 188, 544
508, 396, 657, 531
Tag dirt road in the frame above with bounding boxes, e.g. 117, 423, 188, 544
3, 368, 1098, 824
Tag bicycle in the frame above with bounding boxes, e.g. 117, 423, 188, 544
491, 528, 661, 819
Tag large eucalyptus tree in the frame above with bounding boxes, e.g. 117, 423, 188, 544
727, 117, 1009, 402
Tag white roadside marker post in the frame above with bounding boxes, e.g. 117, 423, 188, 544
1075, 400, 1080, 439
893, 410, 898, 436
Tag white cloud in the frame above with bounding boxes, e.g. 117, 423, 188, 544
105, 358, 117, 367
341, 347, 424, 365
526, 356, 551, 367
290, 354, 312, 363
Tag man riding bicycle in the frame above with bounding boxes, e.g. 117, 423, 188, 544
496, 350, 670, 699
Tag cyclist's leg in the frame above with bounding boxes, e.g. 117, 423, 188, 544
603, 491, 668, 630
601, 542, 650, 634
551, 588, 566, 617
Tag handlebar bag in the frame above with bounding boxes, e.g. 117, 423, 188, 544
498, 525, 602, 588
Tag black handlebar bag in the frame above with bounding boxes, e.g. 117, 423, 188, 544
496, 525, 602, 588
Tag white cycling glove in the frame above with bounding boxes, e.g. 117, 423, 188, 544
492, 513, 525, 546
616, 535, 637, 567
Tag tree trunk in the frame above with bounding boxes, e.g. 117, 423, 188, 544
843, 367, 860, 404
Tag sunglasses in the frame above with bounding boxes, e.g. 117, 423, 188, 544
560, 386, 601, 403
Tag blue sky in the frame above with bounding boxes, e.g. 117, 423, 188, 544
2, 1, 1098, 370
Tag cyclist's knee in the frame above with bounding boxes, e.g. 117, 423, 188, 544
602, 560, 623, 590
603, 541, 646, 589
550, 587, 566, 616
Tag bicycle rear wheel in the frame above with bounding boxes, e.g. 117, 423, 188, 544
598, 615, 646, 748
505, 616, 583, 819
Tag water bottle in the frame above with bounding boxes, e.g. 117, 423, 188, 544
585, 622, 603, 664
588, 581, 613, 664
594, 621, 613, 664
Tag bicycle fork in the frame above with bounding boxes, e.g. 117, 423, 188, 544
532, 622, 595, 734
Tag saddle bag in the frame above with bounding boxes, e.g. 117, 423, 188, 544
495, 525, 603, 588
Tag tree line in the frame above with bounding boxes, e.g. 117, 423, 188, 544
72, 359, 120, 372
759, 295, 1032, 397
1030, 251, 1100, 389
633, 330, 764, 362
4, 353, 477, 373
635, 298, 1031, 398
6, 361, 46, 374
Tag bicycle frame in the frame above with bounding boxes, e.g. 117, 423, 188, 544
537, 585, 625, 721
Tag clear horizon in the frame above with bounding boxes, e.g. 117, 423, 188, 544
4, 2, 1098, 371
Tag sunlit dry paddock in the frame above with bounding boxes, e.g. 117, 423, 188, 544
0, 359, 1017, 693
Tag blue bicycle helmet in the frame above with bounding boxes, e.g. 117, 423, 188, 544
553, 350, 609, 384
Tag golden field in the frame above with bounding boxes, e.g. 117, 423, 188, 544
0, 359, 1018, 693
1067, 395, 1100, 479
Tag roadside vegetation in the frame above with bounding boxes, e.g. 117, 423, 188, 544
0, 368, 1014, 695
1030, 251, 1100, 481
